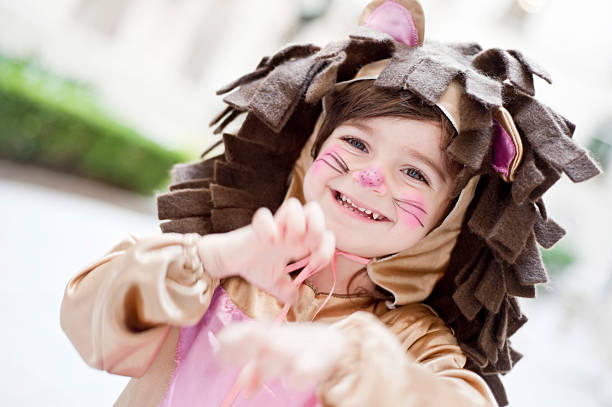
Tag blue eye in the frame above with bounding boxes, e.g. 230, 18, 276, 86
402, 167, 428, 184
342, 137, 368, 152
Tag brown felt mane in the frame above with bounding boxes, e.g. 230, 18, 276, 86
156, 27, 600, 406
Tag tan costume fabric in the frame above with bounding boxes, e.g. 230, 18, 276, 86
61, 164, 495, 407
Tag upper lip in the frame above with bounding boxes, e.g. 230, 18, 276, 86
335, 189, 392, 221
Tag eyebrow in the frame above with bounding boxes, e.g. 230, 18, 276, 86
342, 122, 449, 184
402, 146, 448, 184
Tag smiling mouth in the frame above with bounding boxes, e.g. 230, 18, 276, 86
333, 189, 390, 222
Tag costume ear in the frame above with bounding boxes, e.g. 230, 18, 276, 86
358, 0, 425, 47
492, 107, 523, 182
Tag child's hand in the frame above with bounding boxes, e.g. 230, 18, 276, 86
198, 198, 335, 304
216, 320, 345, 395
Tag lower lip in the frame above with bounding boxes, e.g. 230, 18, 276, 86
330, 189, 386, 224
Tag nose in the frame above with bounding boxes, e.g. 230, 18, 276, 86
353, 166, 387, 194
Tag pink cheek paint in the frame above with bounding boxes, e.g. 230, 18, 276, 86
309, 144, 347, 175
394, 192, 428, 229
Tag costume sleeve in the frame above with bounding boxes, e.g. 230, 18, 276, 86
60, 233, 220, 378
316, 306, 497, 407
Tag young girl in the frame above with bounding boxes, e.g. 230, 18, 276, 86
60, 1, 600, 406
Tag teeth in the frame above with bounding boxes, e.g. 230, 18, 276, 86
337, 191, 383, 221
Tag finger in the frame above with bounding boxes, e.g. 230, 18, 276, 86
303, 201, 326, 252
270, 273, 299, 305
275, 198, 306, 243
217, 323, 265, 364
307, 230, 335, 272
252, 207, 278, 245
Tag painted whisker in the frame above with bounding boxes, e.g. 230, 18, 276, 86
315, 158, 344, 174
329, 152, 349, 173
394, 198, 427, 214
393, 201, 425, 227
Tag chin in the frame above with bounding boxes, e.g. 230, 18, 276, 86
330, 228, 389, 258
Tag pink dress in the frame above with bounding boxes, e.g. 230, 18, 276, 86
159, 287, 321, 407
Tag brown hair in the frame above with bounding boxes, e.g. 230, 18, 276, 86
311, 81, 461, 177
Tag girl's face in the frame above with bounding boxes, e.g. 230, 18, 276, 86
303, 116, 455, 258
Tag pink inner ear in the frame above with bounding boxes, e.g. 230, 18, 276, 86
492, 120, 517, 177
365, 1, 419, 47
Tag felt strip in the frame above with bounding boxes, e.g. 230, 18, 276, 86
170, 155, 222, 183
509, 346, 524, 366
209, 105, 235, 127
200, 138, 224, 159
160, 217, 212, 235
452, 252, 488, 321
527, 154, 562, 202
305, 51, 347, 103
212, 160, 288, 210
505, 298, 528, 338
507, 49, 552, 84
510, 149, 545, 204
533, 199, 566, 249
449, 42, 483, 56
468, 177, 505, 243
216, 44, 320, 96
213, 110, 242, 135
248, 56, 322, 133
460, 343, 488, 368
503, 265, 536, 298
475, 260, 506, 314
223, 133, 295, 170
454, 244, 487, 286
399, 57, 460, 105
449, 167, 478, 198
510, 93, 589, 172
210, 184, 262, 210
495, 300, 509, 346
512, 234, 548, 286
457, 92, 493, 131
480, 374, 508, 407
216, 66, 271, 96
472, 48, 536, 96
213, 160, 259, 192
563, 152, 601, 182
222, 79, 263, 112
157, 189, 212, 219
348, 25, 398, 46
169, 179, 211, 192
447, 128, 494, 171
487, 200, 536, 264
478, 312, 500, 363
463, 69, 503, 108
210, 208, 254, 233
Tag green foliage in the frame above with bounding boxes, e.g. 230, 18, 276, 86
541, 244, 576, 275
0, 55, 191, 195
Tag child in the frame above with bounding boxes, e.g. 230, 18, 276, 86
60, 1, 600, 406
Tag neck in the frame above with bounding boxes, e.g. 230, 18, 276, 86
305, 251, 377, 295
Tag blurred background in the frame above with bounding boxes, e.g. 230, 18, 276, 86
1, 0, 611, 405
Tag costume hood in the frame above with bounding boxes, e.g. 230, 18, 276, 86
156, 1, 600, 404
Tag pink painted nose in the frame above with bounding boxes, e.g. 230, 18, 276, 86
353, 166, 387, 193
